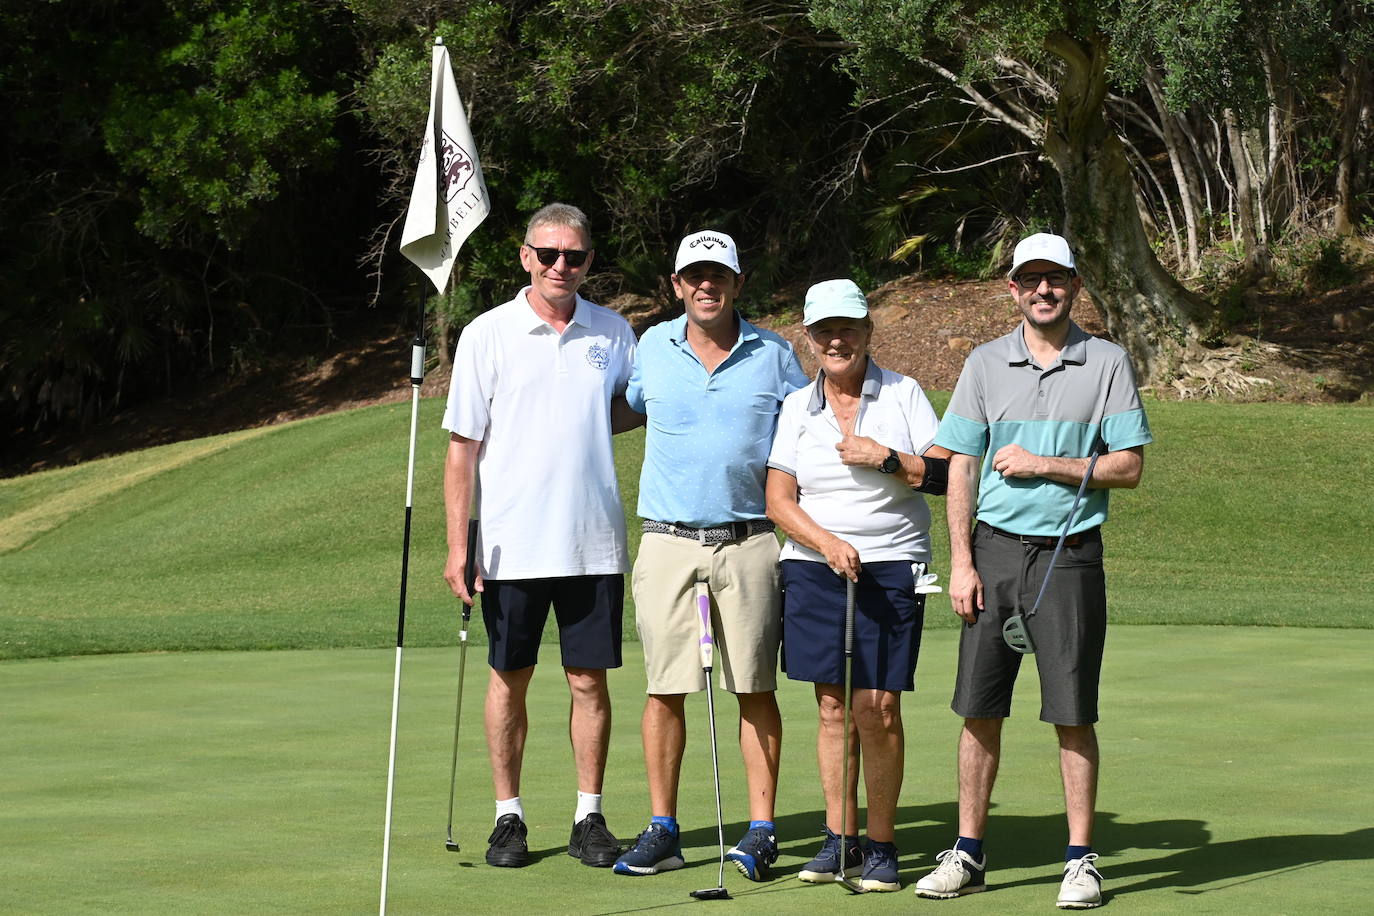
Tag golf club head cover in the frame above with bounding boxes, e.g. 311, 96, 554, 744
1002, 614, 1035, 654
913, 455, 949, 495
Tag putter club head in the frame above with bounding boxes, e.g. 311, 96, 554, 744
1002, 614, 1036, 654
837, 873, 867, 894
444, 839, 460, 852
689, 887, 731, 901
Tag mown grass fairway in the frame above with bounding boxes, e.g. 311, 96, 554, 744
3, 630, 1372, 913
2, 398, 1372, 912
2, 399, 1370, 660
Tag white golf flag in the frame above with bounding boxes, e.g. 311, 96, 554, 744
399, 39, 490, 294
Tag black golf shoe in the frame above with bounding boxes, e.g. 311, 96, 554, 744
486, 813, 530, 868
568, 812, 622, 867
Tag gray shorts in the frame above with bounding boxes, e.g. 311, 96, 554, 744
951, 522, 1107, 725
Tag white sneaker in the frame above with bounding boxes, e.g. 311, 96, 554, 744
1056, 853, 1103, 909
913, 848, 987, 898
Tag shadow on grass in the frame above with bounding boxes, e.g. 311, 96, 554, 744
677, 806, 1373, 904
542, 804, 1374, 912
1106, 825, 1374, 897
910, 805, 1374, 903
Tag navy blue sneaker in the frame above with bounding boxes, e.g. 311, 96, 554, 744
798, 825, 864, 883
725, 825, 779, 881
861, 839, 901, 892
613, 823, 685, 876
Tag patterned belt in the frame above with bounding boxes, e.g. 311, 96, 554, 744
978, 520, 1099, 549
642, 518, 775, 546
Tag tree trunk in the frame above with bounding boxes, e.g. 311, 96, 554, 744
1040, 30, 1210, 383
1222, 108, 1270, 277
1144, 66, 1203, 274
1259, 41, 1301, 231
1334, 50, 1371, 235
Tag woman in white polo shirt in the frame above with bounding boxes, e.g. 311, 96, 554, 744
765, 279, 951, 893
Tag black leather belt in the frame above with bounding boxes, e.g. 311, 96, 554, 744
978, 520, 1098, 549
642, 518, 774, 546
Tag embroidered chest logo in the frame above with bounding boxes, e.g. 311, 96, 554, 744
586, 343, 611, 370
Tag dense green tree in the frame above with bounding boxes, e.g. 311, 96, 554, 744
1, 0, 362, 434
350, 1, 873, 333
2, 0, 1367, 447
809, 0, 1374, 379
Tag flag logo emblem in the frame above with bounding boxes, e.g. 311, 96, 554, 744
439, 132, 478, 202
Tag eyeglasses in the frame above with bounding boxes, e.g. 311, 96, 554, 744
1013, 270, 1074, 289
528, 246, 589, 268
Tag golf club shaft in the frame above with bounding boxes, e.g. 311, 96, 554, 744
705, 662, 726, 888
839, 576, 858, 891
695, 580, 727, 890
1026, 445, 1102, 621
445, 519, 479, 847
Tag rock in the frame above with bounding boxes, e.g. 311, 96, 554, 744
949, 336, 975, 353
870, 304, 908, 326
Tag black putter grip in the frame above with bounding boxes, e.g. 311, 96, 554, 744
462, 519, 478, 621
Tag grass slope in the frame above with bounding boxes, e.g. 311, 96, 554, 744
2, 399, 1371, 659
3, 631, 1372, 913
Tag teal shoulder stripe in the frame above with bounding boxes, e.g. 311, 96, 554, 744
934, 412, 987, 455
1103, 408, 1153, 449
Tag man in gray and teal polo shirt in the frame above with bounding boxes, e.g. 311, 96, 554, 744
612, 230, 807, 882
913, 233, 1151, 910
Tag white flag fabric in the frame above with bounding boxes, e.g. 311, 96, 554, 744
399, 40, 490, 294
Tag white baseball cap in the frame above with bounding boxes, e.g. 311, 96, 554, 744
675, 230, 741, 274
1008, 232, 1075, 277
803, 279, 869, 326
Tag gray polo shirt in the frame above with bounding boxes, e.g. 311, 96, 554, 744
934, 321, 1152, 536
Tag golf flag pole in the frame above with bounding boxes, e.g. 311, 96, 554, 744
381, 36, 489, 916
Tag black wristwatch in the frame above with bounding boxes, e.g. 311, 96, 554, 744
879, 448, 900, 474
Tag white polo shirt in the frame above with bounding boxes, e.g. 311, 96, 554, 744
442, 288, 636, 579
767, 359, 941, 564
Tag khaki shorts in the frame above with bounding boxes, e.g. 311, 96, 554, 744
631, 530, 782, 695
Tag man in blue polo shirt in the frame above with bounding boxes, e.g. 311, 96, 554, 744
913, 233, 1151, 909
612, 230, 808, 882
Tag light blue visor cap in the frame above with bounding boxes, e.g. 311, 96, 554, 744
803, 278, 870, 326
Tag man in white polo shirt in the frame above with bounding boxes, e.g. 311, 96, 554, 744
441, 203, 640, 871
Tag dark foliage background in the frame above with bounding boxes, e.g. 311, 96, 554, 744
2, 0, 1369, 449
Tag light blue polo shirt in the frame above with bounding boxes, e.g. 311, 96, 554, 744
934, 321, 1153, 536
627, 313, 808, 527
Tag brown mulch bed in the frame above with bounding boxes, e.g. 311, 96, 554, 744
4, 271, 1369, 478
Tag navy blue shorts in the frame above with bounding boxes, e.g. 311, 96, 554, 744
781, 559, 925, 692
482, 575, 624, 671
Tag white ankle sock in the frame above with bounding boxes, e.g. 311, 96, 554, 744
574, 791, 602, 823
495, 796, 524, 825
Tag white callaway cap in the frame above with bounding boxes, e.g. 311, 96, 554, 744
1008, 232, 1075, 277
675, 230, 741, 274
803, 279, 869, 326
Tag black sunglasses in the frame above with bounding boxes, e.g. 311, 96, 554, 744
528, 246, 590, 268
1013, 269, 1075, 289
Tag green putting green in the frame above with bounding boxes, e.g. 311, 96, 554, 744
4, 628, 1371, 913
